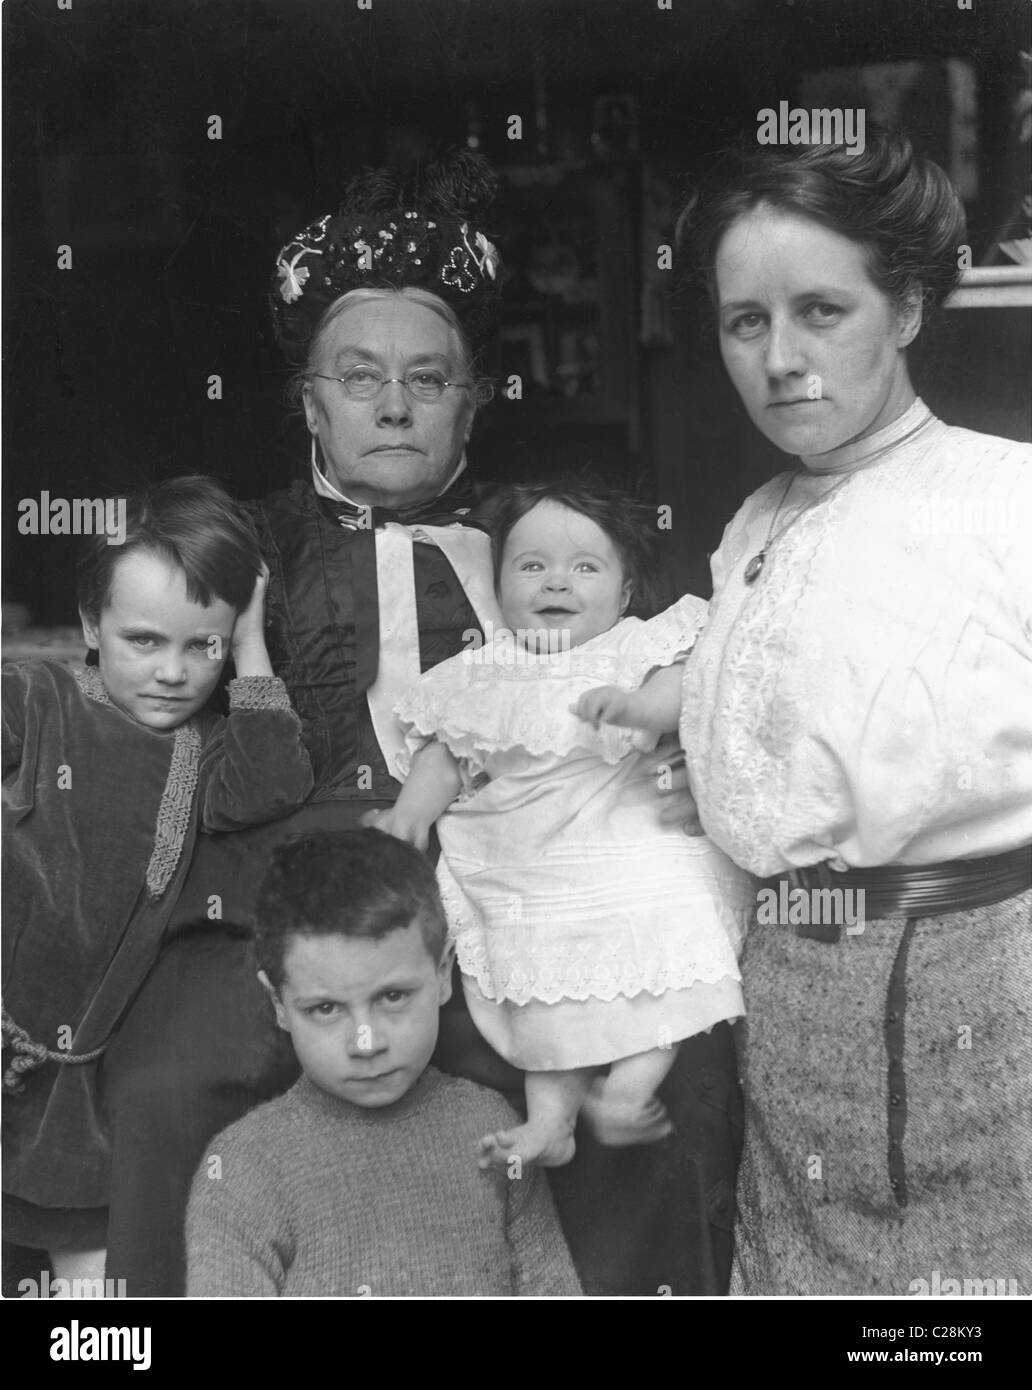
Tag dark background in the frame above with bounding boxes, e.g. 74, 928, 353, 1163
4, 0, 1030, 622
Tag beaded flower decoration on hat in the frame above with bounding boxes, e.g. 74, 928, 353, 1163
271, 149, 502, 366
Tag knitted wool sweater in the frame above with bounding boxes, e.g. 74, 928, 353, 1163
186, 1068, 582, 1297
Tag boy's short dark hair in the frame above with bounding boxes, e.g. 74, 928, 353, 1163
76, 474, 262, 623
255, 828, 449, 990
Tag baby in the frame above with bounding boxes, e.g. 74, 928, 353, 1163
377, 477, 751, 1169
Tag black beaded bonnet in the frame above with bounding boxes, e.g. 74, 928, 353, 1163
271, 149, 502, 366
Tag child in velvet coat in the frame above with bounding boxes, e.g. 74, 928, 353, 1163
2, 475, 313, 1293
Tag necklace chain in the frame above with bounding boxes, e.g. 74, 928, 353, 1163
742, 409, 934, 585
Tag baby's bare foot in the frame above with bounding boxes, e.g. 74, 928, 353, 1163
477, 1122, 576, 1171
581, 1092, 673, 1148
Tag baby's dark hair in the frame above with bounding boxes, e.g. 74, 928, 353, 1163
254, 828, 449, 990
76, 475, 262, 624
489, 474, 659, 619
676, 125, 967, 323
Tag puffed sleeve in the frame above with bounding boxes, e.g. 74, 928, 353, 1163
637, 593, 709, 659
394, 650, 479, 776
200, 676, 313, 832
601, 594, 710, 695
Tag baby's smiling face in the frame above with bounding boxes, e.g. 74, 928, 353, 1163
497, 500, 631, 650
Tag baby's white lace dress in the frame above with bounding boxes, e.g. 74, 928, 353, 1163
396, 597, 751, 1020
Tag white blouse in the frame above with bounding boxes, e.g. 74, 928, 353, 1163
681, 400, 1032, 876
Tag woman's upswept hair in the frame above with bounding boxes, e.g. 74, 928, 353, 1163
488, 473, 660, 620
76, 474, 262, 623
676, 125, 967, 321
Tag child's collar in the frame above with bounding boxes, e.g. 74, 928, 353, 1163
73, 665, 112, 706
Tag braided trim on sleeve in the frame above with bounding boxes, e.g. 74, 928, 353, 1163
228, 676, 293, 712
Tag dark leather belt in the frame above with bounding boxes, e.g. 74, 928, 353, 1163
759, 844, 1031, 931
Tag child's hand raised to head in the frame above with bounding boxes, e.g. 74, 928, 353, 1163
573, 685, 634, 729
230, 565, 273, 677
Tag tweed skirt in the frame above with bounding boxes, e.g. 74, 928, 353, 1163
731, 888, 1032, 1296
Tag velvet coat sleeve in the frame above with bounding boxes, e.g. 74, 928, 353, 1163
200, 676, 314, 832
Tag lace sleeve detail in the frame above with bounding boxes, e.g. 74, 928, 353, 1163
633, 594, 709, 665
396, 648, 644, 767
394, 613, 722, 768
395, 654, 477, 771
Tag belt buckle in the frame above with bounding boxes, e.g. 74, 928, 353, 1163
791, 862, 842, 943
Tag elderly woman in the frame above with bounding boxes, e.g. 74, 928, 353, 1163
674, 128, 1032, 1294
100, 152, 741, 1298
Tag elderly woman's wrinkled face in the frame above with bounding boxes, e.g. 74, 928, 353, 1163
715, 205, 921, 461
303, 296, 475, 508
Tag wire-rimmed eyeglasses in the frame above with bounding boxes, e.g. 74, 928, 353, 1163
311, 367, 473, 402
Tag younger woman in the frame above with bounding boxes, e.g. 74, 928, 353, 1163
2, 475, 313, 1291
377, 478, 750, 1169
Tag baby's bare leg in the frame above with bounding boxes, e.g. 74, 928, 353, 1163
582, 1044, 680, 1147
478, 1068, 594, 1170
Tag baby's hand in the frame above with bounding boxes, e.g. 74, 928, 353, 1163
573, 685, 634, 729
361, 806, 431, 853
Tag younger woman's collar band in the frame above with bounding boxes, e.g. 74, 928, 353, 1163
800, 398, 935, 475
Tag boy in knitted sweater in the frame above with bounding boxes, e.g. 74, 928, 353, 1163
185, 828, 581, 1296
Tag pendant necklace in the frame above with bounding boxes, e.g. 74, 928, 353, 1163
744, 467, 860, 584
742, 408, 935, 586
743, 470, 802, 584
